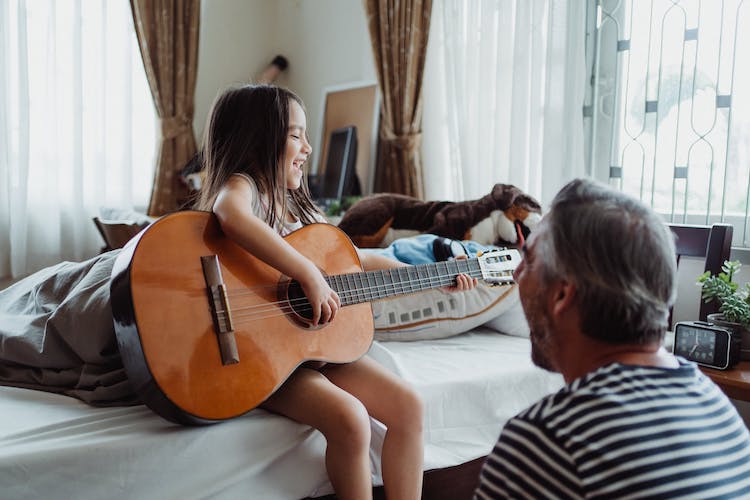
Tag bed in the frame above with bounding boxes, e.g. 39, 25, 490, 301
0, 212, 727, 499
0, 329, 562, 499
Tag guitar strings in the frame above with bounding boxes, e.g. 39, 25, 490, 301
226, 268, 484, 311
216, 268, 497, 324
222, 265, 484, 301
222, 275, 477, 324
220, 273, 488, 317
227, 274, 474, 320
224, 261, 482, 298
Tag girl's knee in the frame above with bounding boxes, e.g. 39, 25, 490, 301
402, 386, 424, 431
324, 395, 372, 449
385, 384, 424, 435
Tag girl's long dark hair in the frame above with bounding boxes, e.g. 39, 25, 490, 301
195, 84, 322, 228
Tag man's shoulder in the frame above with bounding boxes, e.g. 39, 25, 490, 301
512, 382, 577, 425
514, 361, 706, 423
513, 364, 624, 419
506, 359, 746, 452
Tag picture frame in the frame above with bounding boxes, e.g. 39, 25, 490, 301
315, 81, 380, 195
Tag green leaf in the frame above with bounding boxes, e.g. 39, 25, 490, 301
698, 260, 750, 328
719, 293, 750, 327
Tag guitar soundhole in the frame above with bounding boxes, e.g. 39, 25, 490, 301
282, 279, 315, 328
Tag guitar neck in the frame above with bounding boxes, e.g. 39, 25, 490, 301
326, 259, 483, 306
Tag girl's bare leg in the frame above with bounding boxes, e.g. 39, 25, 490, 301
322, 356, 425, 500
261, 367, 373, 500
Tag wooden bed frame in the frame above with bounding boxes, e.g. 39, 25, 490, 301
669, 222, 733, 321
311, 456, 485, 500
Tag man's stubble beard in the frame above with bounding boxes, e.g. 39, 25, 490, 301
523, 295, 556, 372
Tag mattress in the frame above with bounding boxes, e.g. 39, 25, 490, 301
0, 329, 564, 499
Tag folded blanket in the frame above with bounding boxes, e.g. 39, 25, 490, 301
0, 251, 137, 406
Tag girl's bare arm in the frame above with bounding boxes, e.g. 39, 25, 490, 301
213, 177, 339, 325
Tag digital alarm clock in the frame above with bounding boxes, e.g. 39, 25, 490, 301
673, 321, 741, 370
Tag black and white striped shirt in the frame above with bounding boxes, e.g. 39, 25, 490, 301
475, 360, 750, 499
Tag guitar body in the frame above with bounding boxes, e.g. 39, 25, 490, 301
111, 211, 373, 425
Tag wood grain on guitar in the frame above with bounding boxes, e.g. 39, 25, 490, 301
110, 211, 520, 425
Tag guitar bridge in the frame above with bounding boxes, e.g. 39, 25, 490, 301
201, 255, 239, 365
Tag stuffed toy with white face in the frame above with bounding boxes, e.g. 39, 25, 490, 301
336, 183, 542, 248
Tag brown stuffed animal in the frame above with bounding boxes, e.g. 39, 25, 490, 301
337, 183, 542, 248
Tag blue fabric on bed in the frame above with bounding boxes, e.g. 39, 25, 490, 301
361, 234, 499, 264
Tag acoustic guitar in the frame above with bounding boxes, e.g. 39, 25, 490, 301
110, 211, 521, 425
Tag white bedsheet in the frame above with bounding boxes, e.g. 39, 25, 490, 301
0, 330, 563, 499
369, 329, 565, 470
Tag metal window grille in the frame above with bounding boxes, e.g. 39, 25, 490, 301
584, 0, 750, 248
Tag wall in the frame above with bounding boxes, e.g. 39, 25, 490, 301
195, 0, 276, 139
195, 0, 376, 173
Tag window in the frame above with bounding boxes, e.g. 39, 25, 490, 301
1, 0, 156, 277
585, 0, 750, 247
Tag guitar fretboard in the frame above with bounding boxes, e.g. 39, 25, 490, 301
325, 259, 483, 306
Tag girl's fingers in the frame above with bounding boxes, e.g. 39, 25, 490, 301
321, 302, 330, 324
328, 300, 339, 322
316, 293, 340, 325
456, 274, 466, 290
311, 303, 321, 326
455, 273, 478, 290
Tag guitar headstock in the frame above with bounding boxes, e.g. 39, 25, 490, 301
476, 248, 521, 286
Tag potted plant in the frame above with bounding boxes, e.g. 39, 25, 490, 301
698, 260, 750, 359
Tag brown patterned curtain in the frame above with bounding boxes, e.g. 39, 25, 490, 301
365, 0, 432, 198
130, 0, 200, 216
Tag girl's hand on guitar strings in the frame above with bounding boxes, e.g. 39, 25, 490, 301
444, 255, 478, 292
451, 273, 478, 291
299, 264, 340, 326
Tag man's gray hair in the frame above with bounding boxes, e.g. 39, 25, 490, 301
535, 178, 677, 344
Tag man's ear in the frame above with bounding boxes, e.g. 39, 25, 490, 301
549, 280, 576, 318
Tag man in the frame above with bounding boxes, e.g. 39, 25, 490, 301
475, 179, 750, 499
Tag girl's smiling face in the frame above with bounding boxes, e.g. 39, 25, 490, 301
283, 99, 312, 189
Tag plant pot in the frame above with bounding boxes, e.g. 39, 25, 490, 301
707, 313, 750, 361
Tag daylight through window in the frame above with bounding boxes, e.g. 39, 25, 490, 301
585, 0, 750, 247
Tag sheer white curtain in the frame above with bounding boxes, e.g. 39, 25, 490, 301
0, 0, 155, 280
422, 0, 587, 206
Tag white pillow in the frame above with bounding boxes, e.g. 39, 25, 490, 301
481, 288, 530, 338
372, 283, 522, 341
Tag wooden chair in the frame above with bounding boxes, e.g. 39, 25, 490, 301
92, 217, 150, 252
668, 222, 733, 321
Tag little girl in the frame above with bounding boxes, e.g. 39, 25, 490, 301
195, 84, 476, 500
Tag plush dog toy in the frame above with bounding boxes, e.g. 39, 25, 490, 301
337, 183, 542, 248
